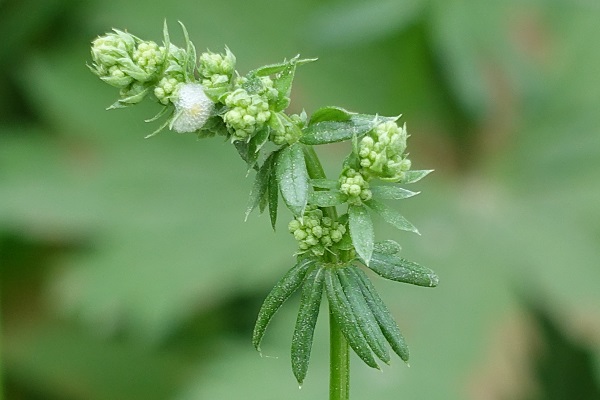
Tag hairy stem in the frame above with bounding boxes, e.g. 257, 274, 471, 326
302, 144, 350, 400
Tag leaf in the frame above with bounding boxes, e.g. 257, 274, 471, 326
308, 190, 348, 207
233, 141, 259, 172
373, 240, 402, 255
324, 268, 379, 369
348, 204, 375, 265
252, 258, 317, 352
310, 179, 339, 190
366, 253, 439, 288
268, 156, 279, 230
245, 155, 274, 220
291, 266, 324, 385
300, 119, 373, 145
364, 199, 419, 234
337, 268, 390, 364
271, 56, 300, 112
370, 185, 420, 200
249, 127, 271, 155
308, 106, 354, 124
401, 170, 433, 184
249, 57, 317, 77
276, 143, 309, 217
349, 266, 410, 362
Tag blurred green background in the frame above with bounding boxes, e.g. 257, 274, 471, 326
1, 0, 600, 399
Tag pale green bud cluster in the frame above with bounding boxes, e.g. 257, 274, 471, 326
358, 121, 411, 182
288, 206, 347, 256
90, 30, 166, 105
339, 168, 372, 205
154, 45, 187, 105
270, 124, 297, 146
270, 113, 306, 145
223, 88, 271, 141
199, 48, 236, 90
132, 41, 164, 78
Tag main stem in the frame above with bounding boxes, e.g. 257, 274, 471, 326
302, 145, 350, 400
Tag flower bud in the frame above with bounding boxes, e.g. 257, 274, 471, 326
358, 120, 411, 182
223, 88, 271, 141
288, 206, 348, 256
339, 168, 372, 205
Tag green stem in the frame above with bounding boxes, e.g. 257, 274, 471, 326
329, 308, 350, 400
302, 144, 350, 400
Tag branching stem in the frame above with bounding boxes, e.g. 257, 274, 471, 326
302, 144, 350, 400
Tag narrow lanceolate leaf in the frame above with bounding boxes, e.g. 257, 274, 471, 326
349, 266, 410, 363
310, 179, 339, 190
276, 143, 309, 217
245, 154, 274, 220
268, 157, 279, 230
348, 204, 375, 265
402, 170, 434, 184
367, 252, 439, 288
249, 127, 271, 155
291, 267, 325, 385
324, 268, 379, 369
337, 268, 390, 364
308, 106, 354, 124
373, 240, 402, 255
252, 258, 317, 352
370, 185, 420, 200
234, 140, 259, 171
309, 190, 348, 207
364, 199, 419, 235
300, 119, 373, 145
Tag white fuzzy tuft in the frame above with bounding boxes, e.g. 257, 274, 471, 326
171, 83, 214, 133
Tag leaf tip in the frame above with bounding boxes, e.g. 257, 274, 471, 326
429, 273, 439, 287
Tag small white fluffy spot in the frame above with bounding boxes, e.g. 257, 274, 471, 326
171, 83, 214, 133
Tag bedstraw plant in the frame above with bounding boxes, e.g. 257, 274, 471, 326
89, 22, 438, 400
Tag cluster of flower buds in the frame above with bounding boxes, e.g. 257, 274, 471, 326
198, 48, 236, 92
153, 45, 187, 105
223, 88, 272, 141
288, 206, 347, 256
90, 30, 166, 106
358, 121, 411, 182
90, 24, 316, 145
339, 168, 373, 205
270, 113, 305, 145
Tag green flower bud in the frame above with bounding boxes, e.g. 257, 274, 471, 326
199, 48, 236, 80
223, 88, 271, 141
358, 121, 410, 182
90, 29, 167, 89
339, 168, 372, 205
132, 41, 164, 79
288, 206, 348, 256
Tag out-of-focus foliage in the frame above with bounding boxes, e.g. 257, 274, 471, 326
1, 0, 599, 399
